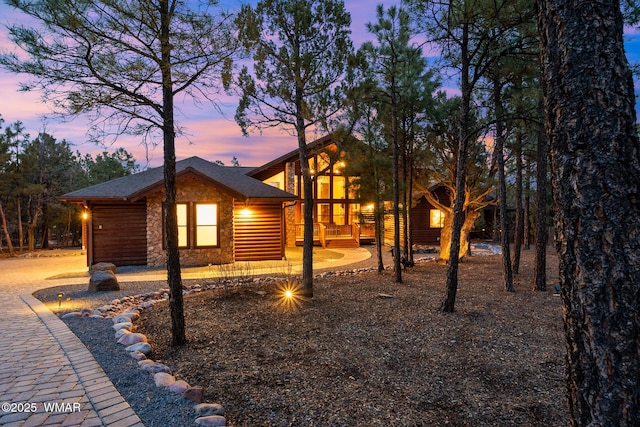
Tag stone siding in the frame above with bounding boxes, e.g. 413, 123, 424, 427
285, 161, 297, 247
147, 176, 235, 267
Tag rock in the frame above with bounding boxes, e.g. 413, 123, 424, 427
129, 351, 147, 361
112, 322, 133, 331
140, 362, 172, 374
138, 360, 155, 368
89, 270, 120, 292
168, 380, 190, 394
153, 372, 176, 387
125, 342, 151, 354
92, 262, 116, 273
195, 415, 226, 426
61, 312, 83, 319
194, 403, 225, 417
114, 329, 131, 339
113, 312, 140, 323
182, 386, 204, 403
117, 333, 147, 346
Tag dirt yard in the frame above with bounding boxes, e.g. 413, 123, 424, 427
138, 249, 567, 427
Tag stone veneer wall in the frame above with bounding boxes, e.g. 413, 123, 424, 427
147, 176, 235, 267
285, 161, 297, 247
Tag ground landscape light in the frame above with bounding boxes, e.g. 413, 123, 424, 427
276, 281, 303, 312
57, 292, 64, 308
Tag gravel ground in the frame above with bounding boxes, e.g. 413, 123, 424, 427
64, 316, 197, 427
34, 244, 566, 427
33, 247, 388, 427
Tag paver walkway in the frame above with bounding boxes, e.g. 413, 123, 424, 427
0, 252, 143, 427
0, 247, 375, 426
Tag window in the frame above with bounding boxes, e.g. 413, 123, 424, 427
349, 203, 361, 224
177, 203, 188, 248
316, 153, 330, 173
317, 203, 330, 223
430, 209, 445, 228
333, 203, 345, 225
316, 175, 330, 199
166, 202, 219, 248
195, 204, 218, 247
333, 176, 345, 199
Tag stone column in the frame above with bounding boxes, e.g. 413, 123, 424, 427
285, 162, 297, 247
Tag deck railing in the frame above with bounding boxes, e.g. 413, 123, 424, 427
295, 223, 371, 247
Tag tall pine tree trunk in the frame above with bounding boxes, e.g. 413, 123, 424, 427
160, 0, 186, 347
375, 200, 384, 273
538, 1, 640, 424
17, 198, 23, 252
512, 131, 524, 274
443, 22, 470, 312
523, 159, 531, 250
493, 78, 513, 292
533, 113, 548, 292
295, 85, 314, 298
0, 201, 15, 256
391, 84, 402, 283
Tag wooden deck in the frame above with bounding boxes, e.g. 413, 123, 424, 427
295, 223, 375, 248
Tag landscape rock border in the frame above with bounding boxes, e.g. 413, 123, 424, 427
58, 256, 445, 426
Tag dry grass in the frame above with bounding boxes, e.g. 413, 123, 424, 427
139, 249, 567, 427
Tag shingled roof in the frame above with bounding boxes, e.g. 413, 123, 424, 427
60, 156, 296, 203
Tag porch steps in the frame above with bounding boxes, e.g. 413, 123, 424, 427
323, 237, 359, 249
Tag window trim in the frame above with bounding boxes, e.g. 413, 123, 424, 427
163, 202, 220, 249
194, 203, 219, 248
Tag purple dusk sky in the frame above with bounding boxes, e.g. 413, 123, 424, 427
0, 1, 414, 169
1, 1, 638, 169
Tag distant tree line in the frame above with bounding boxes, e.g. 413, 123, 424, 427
0, 115, 138, 254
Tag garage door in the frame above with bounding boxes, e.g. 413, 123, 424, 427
91, 203, 147, 266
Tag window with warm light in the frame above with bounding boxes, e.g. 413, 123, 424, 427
317, 175, 330, 199
349, 203, 361, 224
430, 209, 445, 228
333, 203, 346, 225
333, 175, 345, 199
316, 153, 330, 173
317, 203, 330, 223
266, 171, 284, 189
177, 203, 188, 247
195, 204, 218, 247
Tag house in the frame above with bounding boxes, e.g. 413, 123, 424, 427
247, 135, 456, 249
59, 156, 296, 267
61, 136, 488, 268
382, 185, 453, 247
247, 134, 376, 248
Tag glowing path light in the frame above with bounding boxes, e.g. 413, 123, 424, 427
276, 281, 304, 313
